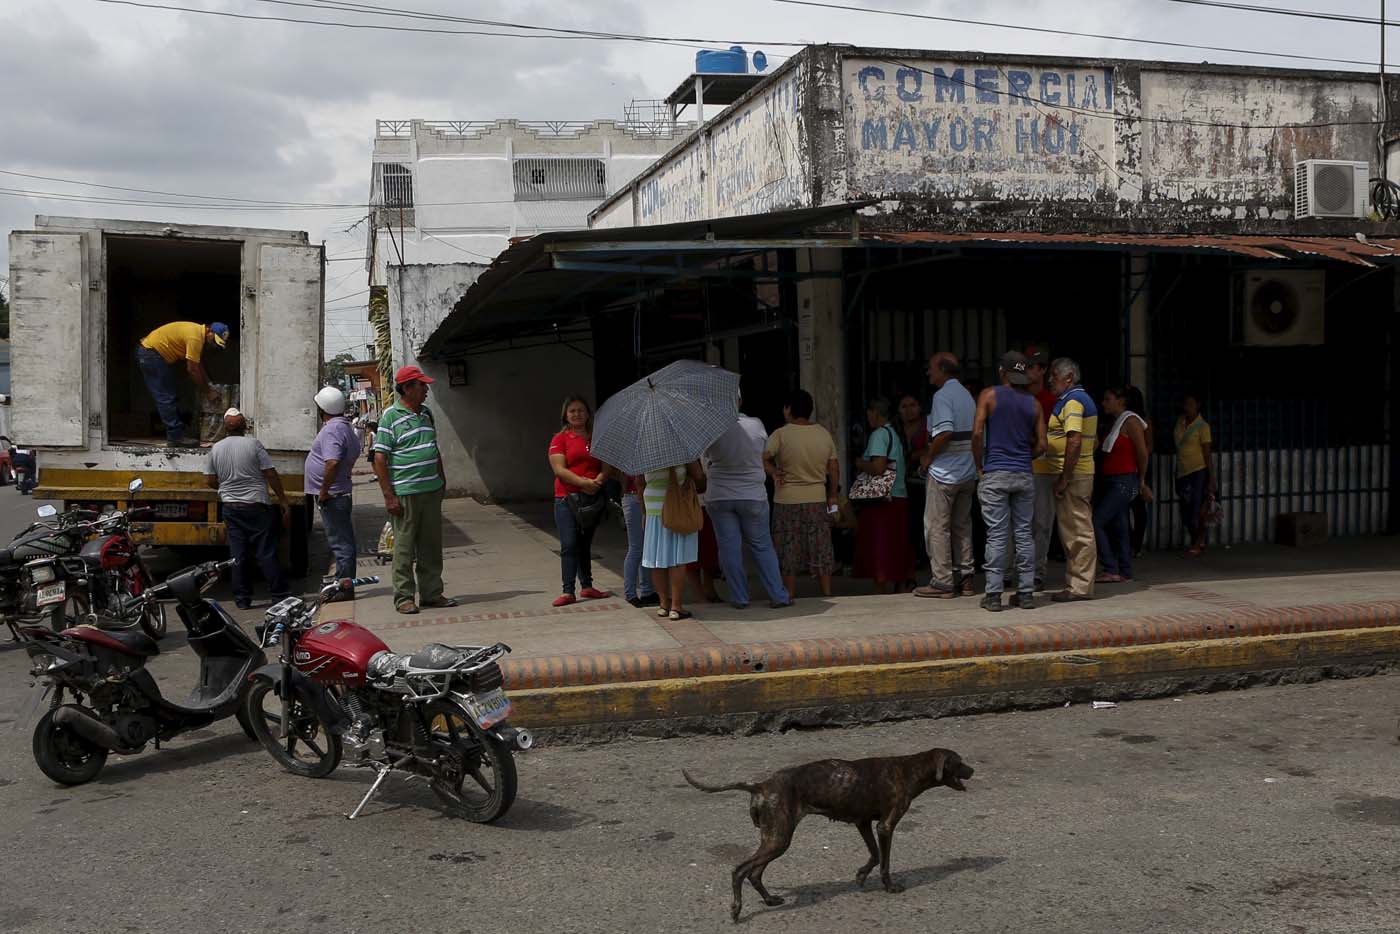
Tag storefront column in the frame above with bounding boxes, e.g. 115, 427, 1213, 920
797, 248, 848, 471
1128, 252, 1151, 391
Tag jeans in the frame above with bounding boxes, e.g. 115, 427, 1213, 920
318, 494, 357, 580
554, 496, 595, 595
1032, 475, 1056, 587
392, 488, 445, 605
224, 503, 288, 605
621, 493, 653, 601
978, 472, 1035, 595
1094, 474, 1139, 577
136, 346, 184, 442
706, 499, 790, 606
1177, 469, 1209, 544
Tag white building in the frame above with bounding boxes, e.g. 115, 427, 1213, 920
365, 116, 692, 499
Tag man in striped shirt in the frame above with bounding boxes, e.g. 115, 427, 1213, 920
373, 365, 457, 615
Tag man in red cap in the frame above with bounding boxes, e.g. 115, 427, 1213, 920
373, 365, 457, 614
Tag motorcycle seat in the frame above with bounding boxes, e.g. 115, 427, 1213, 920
62, 626, 160, 658
407, 643, 466, 670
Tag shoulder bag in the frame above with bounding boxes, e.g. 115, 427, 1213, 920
661, 467, 704, 534
850, 425, 901, 502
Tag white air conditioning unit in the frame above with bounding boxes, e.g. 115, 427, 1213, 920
1232, 269, 1325, 346
1294, 159, 1369, 218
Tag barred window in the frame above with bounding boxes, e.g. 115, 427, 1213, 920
513, 158, 607, 200
377, 163, 414, 207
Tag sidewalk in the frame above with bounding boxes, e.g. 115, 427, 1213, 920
324, 476, 1400, 732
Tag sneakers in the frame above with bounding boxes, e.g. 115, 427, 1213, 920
1008, 592, 1037, 610
979, 593, 1004, 612
768, 600, 794, 610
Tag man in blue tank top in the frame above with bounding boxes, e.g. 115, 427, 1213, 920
972, 351, 1047, 611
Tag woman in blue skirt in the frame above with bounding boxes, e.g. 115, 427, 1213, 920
640, 459, 706, 621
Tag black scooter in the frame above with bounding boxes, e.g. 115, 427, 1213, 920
19, 558, 265, 785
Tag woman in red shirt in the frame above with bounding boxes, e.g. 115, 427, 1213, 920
1093, 387, 1153, 583
548, 396, 613, 607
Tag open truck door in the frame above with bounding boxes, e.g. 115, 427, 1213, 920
8, 232, 87, 448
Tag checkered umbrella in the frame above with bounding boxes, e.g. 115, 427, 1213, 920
591, 360, 741, 476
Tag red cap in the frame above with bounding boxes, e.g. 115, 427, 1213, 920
393, 365, 434, 385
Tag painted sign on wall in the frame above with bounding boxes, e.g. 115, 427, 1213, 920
636, 61, 809, 225
843, 57, 1118, 201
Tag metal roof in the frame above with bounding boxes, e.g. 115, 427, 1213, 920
868, 231, 1400, 267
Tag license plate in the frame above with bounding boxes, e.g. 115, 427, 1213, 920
35, 582, 65, 607
461, 688, 512, 729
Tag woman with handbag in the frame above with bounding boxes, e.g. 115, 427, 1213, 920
548, 396, 614, 607
852, 397, 912, 594
640, 460, 707, 621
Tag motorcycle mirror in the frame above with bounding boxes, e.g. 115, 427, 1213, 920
36, 504, 57, 518
128, 477, 144, 494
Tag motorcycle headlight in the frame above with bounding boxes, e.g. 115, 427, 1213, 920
30, 565, 55, 584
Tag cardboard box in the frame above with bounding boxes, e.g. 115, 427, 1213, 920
1275, 511, 1328, 547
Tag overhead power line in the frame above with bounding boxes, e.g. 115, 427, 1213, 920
1165, 0, 1399, 28
91, 0, 807, 50
775, 0, 1388, 69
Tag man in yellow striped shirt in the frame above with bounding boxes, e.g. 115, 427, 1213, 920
1044, 358, 1099, 602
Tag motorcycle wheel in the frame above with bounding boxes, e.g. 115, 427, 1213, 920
33, 706, 108, 785
423, 700, 517, 823
138, 602, 167, 641
244, 679, 342, 778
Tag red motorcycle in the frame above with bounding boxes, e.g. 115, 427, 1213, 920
243, 578, 531, 823
69, 481, 165, 640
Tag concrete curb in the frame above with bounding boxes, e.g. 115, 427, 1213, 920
501, 600, 1400, 690
508, 625, 1400, 735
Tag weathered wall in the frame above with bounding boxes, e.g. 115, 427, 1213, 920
595, 46, 1394, 233
387, 262, 592, 500
603, 58, 810, 227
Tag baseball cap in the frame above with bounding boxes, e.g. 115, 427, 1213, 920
1025, 348, 1047, 367
210, 322, 230, 348
1000, 351, 1031, 386
393, 365, 435, 385
223, 407, 242, 419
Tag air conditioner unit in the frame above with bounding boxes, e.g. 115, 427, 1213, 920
1294, 159, 1369, 219
1232, 269, 1325, 346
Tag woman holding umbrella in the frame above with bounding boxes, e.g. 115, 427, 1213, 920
640, 460, 707, 619
589, 360, 743, 619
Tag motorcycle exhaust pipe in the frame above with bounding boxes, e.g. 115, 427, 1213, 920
53, 706, 140, 754
494, 725, 533, 751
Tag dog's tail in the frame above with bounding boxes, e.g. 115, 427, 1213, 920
682, 769, 758, 794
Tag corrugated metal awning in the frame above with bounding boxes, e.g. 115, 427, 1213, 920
868, 231, 1400, 267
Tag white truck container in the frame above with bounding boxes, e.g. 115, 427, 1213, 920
7, 216, 325, 573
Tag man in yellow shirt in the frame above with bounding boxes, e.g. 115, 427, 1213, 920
136, 321, 230, 448
1044, 357, 1099, 602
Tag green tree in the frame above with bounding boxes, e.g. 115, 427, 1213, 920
0, 279, 9, 340
322, 351, 356, 389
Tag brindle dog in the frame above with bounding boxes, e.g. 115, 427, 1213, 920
684, 747, 973, 922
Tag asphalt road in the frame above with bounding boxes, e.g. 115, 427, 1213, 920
3, 489, 1400, 933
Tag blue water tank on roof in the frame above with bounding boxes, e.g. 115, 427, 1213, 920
696, 46, 748, 74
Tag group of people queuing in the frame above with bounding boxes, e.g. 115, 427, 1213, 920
902, 347, 1218, 611
548, 350, 1219, 618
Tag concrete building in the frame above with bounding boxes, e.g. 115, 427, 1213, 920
366, 118, 690, 499
427, 44, 1400, 545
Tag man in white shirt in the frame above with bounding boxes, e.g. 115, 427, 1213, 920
703, 407, 792, 610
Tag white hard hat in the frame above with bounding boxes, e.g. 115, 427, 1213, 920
314, 386, 347, 415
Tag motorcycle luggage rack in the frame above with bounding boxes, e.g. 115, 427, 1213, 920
392, 644, 508, 702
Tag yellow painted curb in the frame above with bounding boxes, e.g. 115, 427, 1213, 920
510, 626, 1400, 729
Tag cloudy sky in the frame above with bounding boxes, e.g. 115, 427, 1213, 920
1, 0, 1386, 357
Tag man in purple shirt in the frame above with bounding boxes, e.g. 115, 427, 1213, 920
307, 387, 362, 600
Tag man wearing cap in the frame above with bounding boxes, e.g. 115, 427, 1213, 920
374, 366, 456, 615
136, 320, 231, 448
972, 352, 1047, 612
205, 408, 292, 610
307, 386, 361, 601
